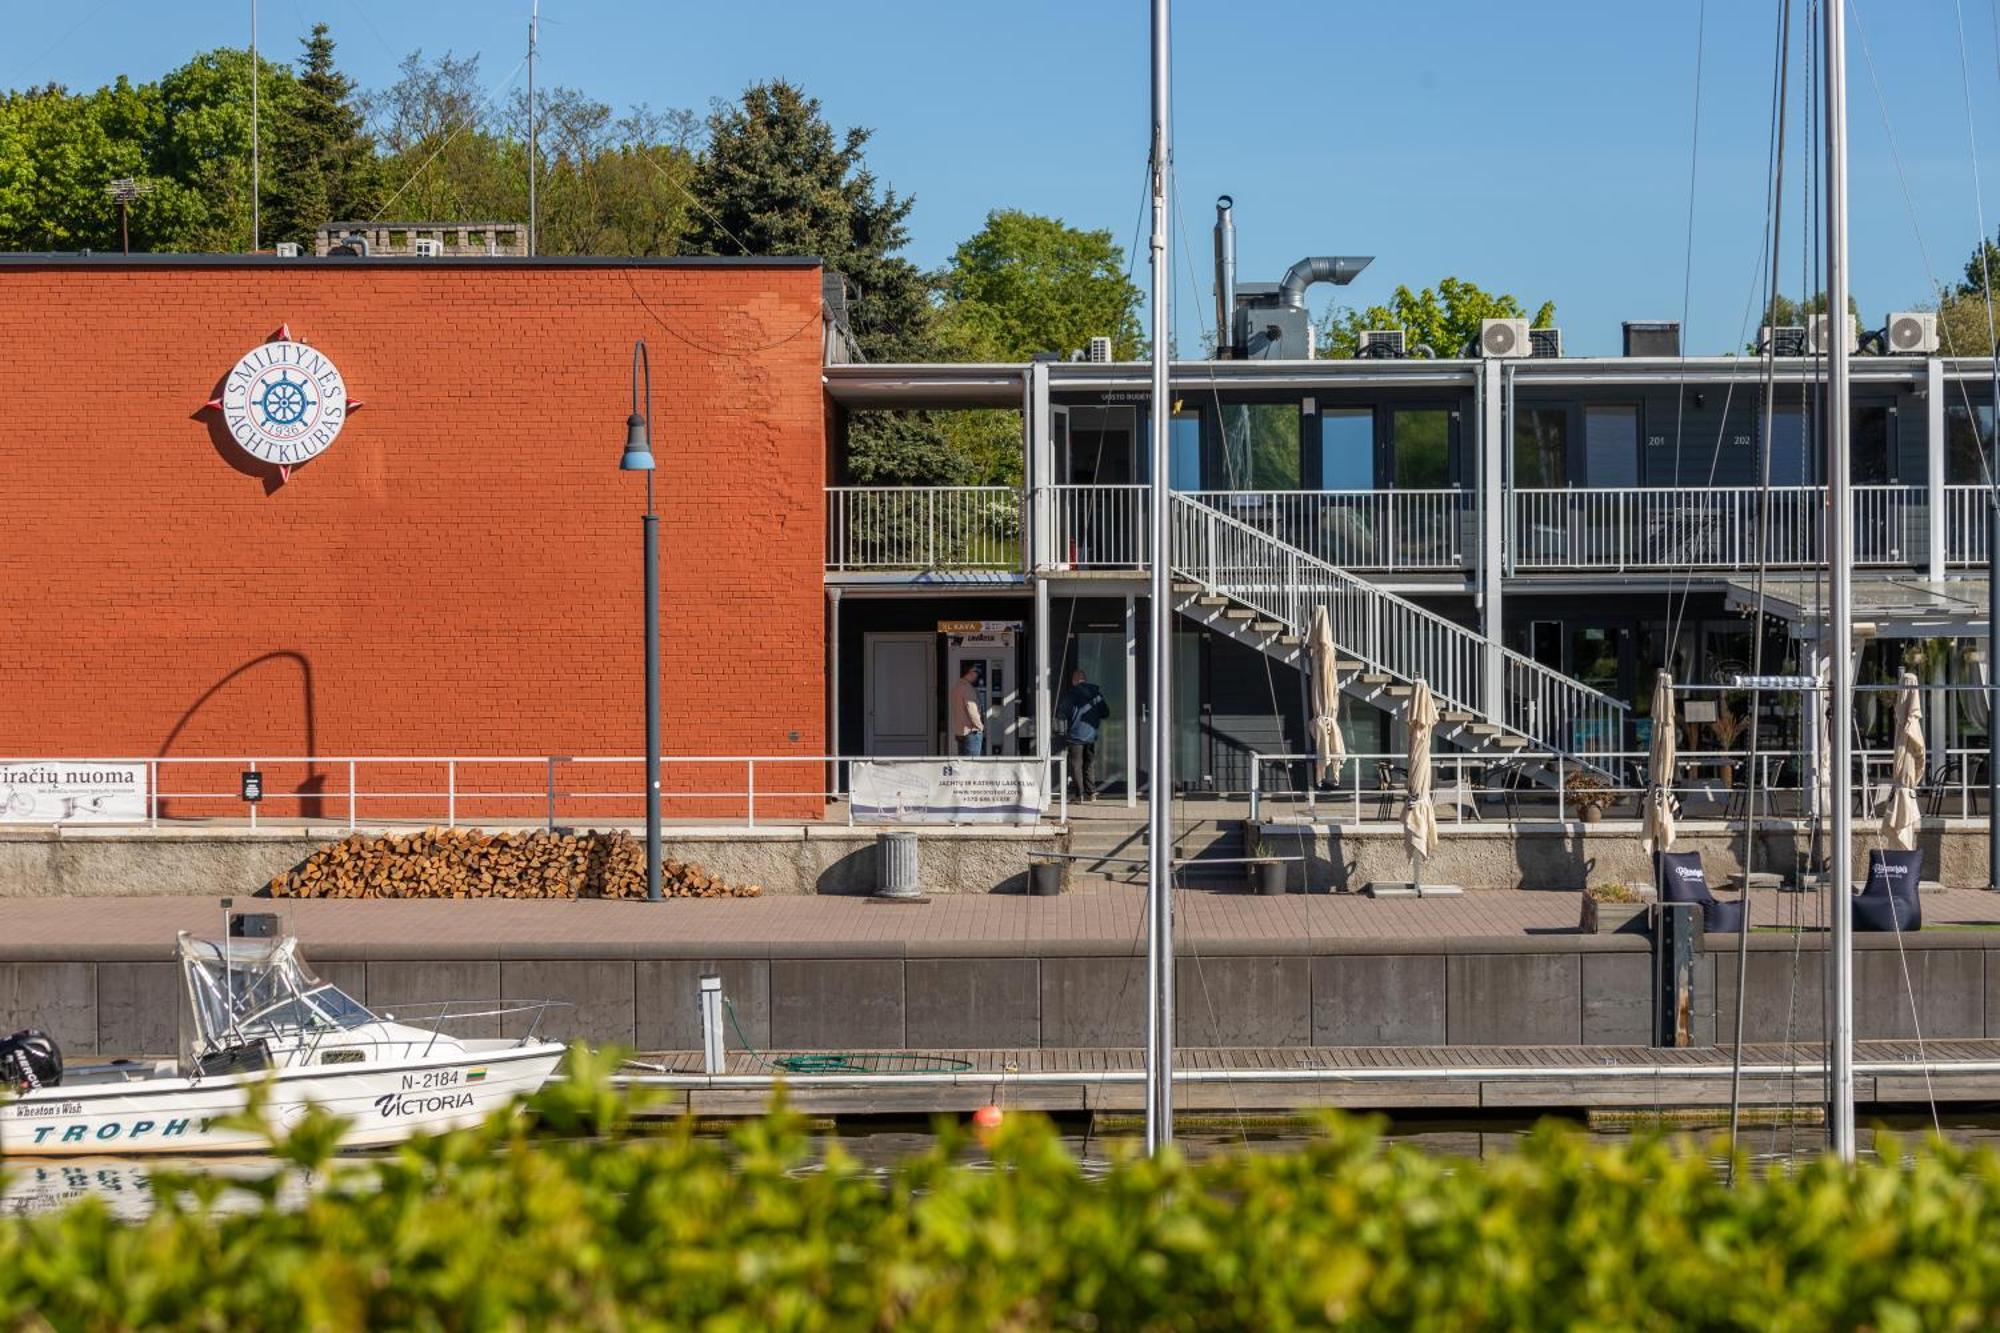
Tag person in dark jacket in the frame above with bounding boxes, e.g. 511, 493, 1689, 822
1058, 667, 1110, 800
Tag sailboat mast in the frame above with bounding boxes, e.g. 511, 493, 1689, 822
1143, 0, 1175, 1154
527, 0, 539, 258
1823, 0, 1857, 1161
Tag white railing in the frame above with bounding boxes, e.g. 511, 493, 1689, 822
1512, 485, 1930, 571
1185, 489, 1467, 570
1048, 483, 1150, 569
1246, 745, 1993, 824
826, 486, 1022, 571
1172, 493, 1629, 757
1853, 485, 1925, 566
0, 755, 1068, 831
1946, 484, 1994, 566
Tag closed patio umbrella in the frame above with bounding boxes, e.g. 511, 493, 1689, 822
1642, 670, 1678, 856
1403, 680, 1439, 884
1879, 671, 1924, 851
1308, 607, 1346, 786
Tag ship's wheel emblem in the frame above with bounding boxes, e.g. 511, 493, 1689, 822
201, 324, 363, 482
255, 371, 315, 428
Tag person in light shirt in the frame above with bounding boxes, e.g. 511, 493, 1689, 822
949, 662, 985, 756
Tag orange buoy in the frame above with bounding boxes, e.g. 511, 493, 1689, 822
972, 1104, 1004, 1131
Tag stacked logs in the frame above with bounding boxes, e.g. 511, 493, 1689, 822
267, 828, 763, 900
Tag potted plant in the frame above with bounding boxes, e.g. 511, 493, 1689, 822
1564, 772, 1614, 824
1580, 880, 1656, 933
1709, 705, 1746, 787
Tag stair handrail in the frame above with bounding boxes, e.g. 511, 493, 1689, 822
1171, 492, 1629, 759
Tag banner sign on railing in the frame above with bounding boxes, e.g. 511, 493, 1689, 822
849, 759, 1048, 825
0, 761, 148, 824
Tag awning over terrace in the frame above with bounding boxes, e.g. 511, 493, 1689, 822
1725, 575, 1989, 638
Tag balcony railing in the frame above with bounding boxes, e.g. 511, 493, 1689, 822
1183, 489, 1467, 571
827, 486, 1022, 572
1049, 484, 1150, 569
1512, 485, 1932, 571
827, 484, 1991, 576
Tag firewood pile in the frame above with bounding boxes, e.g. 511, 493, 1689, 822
267, 828, 763, 900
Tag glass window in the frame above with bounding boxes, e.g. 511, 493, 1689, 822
1852, 405, 1891, 484
1219, 403, 1301, 490
1947, 403, 1996, 484
1765, 408, 1813, 486
1169, 410, 1201, 489
1583, 406, 1639, 487
1319, 408, 1373, 490
1391, 409, 1451, 488
1514, 407, 1567, 488
1568, 625, 1624, 692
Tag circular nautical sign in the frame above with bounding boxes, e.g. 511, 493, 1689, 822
217, 340, 350, 468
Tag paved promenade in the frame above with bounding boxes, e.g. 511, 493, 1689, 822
3, 885, 1998, 958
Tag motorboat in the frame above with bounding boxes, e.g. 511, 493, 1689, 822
0, 918, 565, 1157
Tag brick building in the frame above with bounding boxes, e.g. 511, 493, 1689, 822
0, 255, 828, 818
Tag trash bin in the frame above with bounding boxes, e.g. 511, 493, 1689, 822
1029, 856, 1067, 897
876, 831, 921, 899
1249, 858, 1287, 896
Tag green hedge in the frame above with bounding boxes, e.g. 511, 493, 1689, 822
4, 1054, 1999, 1329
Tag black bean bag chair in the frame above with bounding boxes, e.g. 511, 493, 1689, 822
1854, 848, 1923, 932
1655, 850, 1747, 932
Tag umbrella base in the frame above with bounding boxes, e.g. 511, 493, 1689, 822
1363, 881, 1464, 899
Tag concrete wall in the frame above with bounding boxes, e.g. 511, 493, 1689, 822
0, 827, 1061, 898
1256, 820, 1994, 891
20, 932, 1996, 1057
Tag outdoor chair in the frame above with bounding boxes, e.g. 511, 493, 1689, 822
1923, 757, 1963, 818
1372, 760, 1407, 821
1853, 847, 1922, 933
1654, 850, 1747, 933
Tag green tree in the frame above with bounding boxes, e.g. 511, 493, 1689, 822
1319, 276, 1554, 358
264, 24, 377, 248
687, 79, 935, 361
1936, 289, 1997, 357
936, 209, 1142, 360
689, 79, 954, 482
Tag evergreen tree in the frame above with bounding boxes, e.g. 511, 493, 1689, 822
265, 25, 376, 248
688, 80, 951, 482
687, 80, 935, 362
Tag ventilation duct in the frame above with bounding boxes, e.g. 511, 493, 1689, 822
1212, 196, 1237, 359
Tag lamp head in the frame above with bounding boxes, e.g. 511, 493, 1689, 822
619, 412, 654, 471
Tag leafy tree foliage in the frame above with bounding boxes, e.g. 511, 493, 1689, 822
1320, 276, 1555, 358
937, 209, 1142, 361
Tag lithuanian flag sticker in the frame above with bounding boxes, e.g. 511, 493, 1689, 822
466, 1068, 488, 1083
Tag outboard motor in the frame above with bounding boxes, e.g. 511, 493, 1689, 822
0, 1028, 63, 1092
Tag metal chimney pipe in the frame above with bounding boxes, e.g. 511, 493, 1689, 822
1277, 255, 1374, 309
1212, 195, 1236, 359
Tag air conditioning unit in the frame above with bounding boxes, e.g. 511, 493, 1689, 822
1528, 327, 1562, 359
1480, 318, 1531, 358
274, 241, 300, 258
1623, 320, 1682, 357
1808, 311, 1858, 354
1086, 335, 1114, 363
1356, 329, 1405, 359
1884, 310, 1939, 354
412, 237, 444, 257
1761, 325, 1808, 357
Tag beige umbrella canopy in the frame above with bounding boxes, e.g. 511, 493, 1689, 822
1403, 680, 1440, 872
1308, 607, 1346, 786
1879, 671, 1924, 851
1642, 670, 1678, 855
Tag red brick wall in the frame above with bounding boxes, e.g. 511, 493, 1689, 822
0, 260, 827, 820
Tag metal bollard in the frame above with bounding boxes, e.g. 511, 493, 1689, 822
698, 975, 725, 1073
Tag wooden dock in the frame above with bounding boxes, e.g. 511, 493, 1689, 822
618, 1039, 2000, 1118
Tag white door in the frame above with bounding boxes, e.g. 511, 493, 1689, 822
864, 633, 935, 756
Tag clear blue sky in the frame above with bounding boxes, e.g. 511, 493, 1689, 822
11, 1, 2000, 354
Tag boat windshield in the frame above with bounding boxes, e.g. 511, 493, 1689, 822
177, 934, 376, 1058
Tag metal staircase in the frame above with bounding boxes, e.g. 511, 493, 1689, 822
1169, 493, 1628, 765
